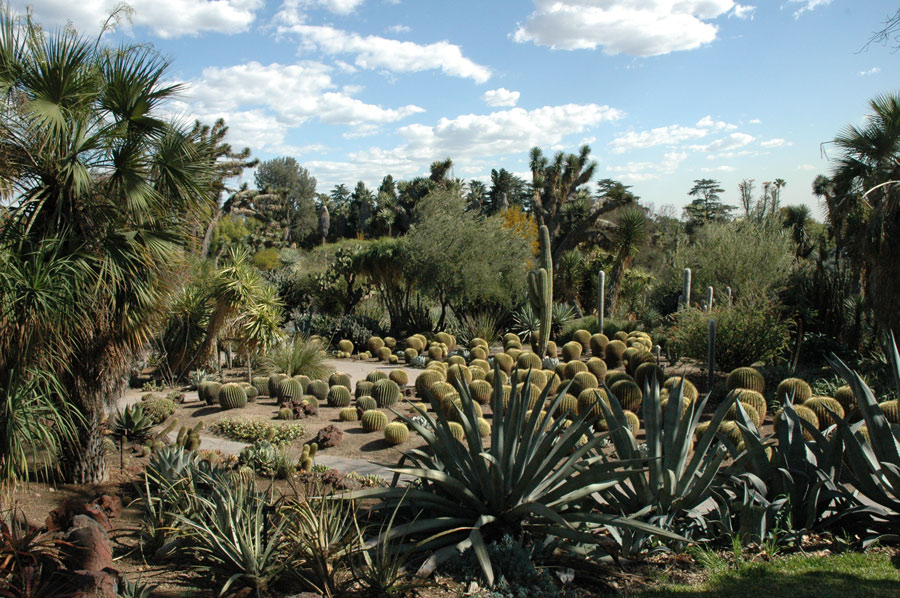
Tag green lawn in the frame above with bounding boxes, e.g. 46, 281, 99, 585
606, 551, 900, 598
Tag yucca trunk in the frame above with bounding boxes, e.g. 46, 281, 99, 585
67, 412, 108, 484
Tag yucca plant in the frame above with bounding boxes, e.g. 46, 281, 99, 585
827, 332, 900, 542
593, 378, 737, 553
174, 476, 287, 596
347, 365, 683, 586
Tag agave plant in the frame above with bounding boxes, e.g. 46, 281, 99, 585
347, 365, 682, 586
112, 404, 154, 444
174, 475, 287, 596
724, 398, 854, 538
593, 378, 737, 553
827, 333, 900, 542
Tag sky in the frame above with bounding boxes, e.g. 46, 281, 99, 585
14, 0, 900, 217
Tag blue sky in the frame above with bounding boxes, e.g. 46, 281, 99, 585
17, 0, 900, 216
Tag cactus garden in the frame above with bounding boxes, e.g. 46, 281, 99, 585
4, 4, 900, 598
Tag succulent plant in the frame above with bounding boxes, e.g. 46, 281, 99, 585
278, 378, 303, 403
384, 422, 410, 445
447, 421, 465, 441
268, 373, 287, 398
606, 371, 634, 387
367, 336, 385, 352
878, 399, 899, 423
584, 357, 608, 381
277, 408, 293, 420
299, 442, 317, 471
219, 383, 248, 410
357, 396, 377, 411
141, 397, 176, 424
113, 404, 154, 443
604, 340, 627, 368
776, 377, 813, 404
725, 366, 766, 393
446, 364, 472, 388
307, 379, 329, 401
469, 379, 493, 405
634, 362, 665, 390
493, 353, 514, 374
611, 379, 643, 412
337, 339, 354, 354
774, 404, 820, 437
515, 351, 543, 371
571, 371, 599, 396
361, 410, 388, 432
577, 388, 608, 418
366, 370, 389, 383
626, 351, 656, 377
200, 381, 222, 406
725, 388, 767, 422
376, 346, 392, 361
832, 385, 856, 413
563, 360, 588, 379
560, 341, 582, 362
371, 378, 401, 408
339, 407, 358, 422
527, 225, 553, 356
589, 334, 609, 357
403, 348, 419, 363
662, 376, 698, 401
803, 396, 845, 427
241, 383, 259, 402
389, 369, 409, 386
447, 354, 466, 367
327, 385, 352, 408
322, 371, 346, 388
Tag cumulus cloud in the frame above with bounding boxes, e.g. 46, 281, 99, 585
300, 0, 365, 14
513, 0, 736, 56
482, 88, 520, 107
607, 151, 688, 182
609, 125, 709, 153
275, 5, 491, 82
304, 103, 623, 188
859, 67, 881, 76
760, 138, 790, 148
696, 115, 738, 131
790, 0, 832, 19
173, 60, 424, 153
749, 118, 762, 124
687, 132, 755, 152
386, 24, 411, 33
730, 3, 756, 19
10, 0, 263, 38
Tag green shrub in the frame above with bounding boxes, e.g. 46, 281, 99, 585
667, 295, 791, 372
262, 336, 334, 379
214, 418, 304, 444
252, 247, 282, 271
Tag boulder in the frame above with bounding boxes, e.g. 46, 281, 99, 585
63, 515, 113, 573
312, 425, 343, 449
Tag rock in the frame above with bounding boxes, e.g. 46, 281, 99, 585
94, 495, 122, 521
312, 425, 343, 448
82, 504, 111, 531
69, 568, 119, 598
320, 468, 347, 489
63, 515, 113, 572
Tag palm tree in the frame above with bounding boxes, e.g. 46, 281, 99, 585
781, 204, 812, 257
829, 92, 900, 336
0, 10, 219, 482
606, 209, 648, 316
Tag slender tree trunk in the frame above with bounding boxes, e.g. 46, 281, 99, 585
199, 208, 223, 259
66, 408, 108, 484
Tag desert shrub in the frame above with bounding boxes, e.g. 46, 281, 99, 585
659, 220, 795, 312
141, 396, 176, 424
214, 418, 305, 444
238, 440, 294, 478
252, 248, 282, 271
261, 335, 333, 379
291, 312, 379, 348
667, 295, 791, 372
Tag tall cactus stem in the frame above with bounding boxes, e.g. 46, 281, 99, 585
598, 270, 605, 333
707, 319, 716, 390
706, 286, 714, 312
682, 267, 692, 309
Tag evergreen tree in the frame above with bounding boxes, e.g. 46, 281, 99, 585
683, 178, 734, 231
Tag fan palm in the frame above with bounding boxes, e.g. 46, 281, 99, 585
0, 9, 219, 482
829, 92, 900, 335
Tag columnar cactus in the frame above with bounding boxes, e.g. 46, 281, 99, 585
707, 319, 716, 390
597, 270, 605, 333
682, 267, 692, 309
527, 224, 553, 356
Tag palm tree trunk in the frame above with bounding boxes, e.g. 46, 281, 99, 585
67, 411, 108, 484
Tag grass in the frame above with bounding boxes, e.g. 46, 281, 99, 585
605, 550, 900, 598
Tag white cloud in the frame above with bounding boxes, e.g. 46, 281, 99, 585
688, 132, 755, 152
174, 60, 424, 153
701, 165, 736, 172
859, 67, 881, 76
607, 151, 688, 182
749, 118, 762, 124
609, 125, 709, 153
482, 88, 520, 107
790, 0, 832, 19
300, 0, 365, 14
11, 0, 263, 38
760, 138, 790, 148
730, 3, 756, 19
387, 24, 411, 33
275, 10, 491, 82
513, 0, 736, 56
696, 115, 738, 131
305, 103, 623, 187
797, 163, 817, 171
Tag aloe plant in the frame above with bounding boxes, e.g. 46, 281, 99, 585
827, 333, 900, 541
593, 378, 736, 552
347, 365, 683, 586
